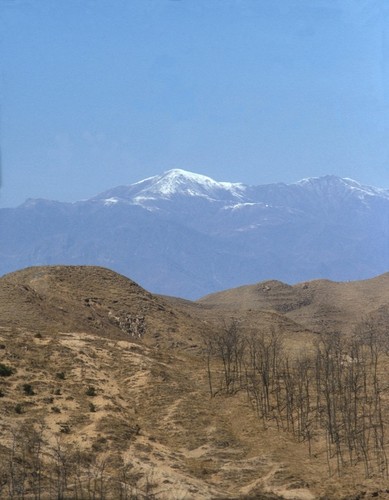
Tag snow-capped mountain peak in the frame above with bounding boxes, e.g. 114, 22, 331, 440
92, 169, 247, 208
139, 169, 246, 200
295, 175, 389, 200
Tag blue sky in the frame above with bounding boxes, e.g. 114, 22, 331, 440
1, 0, 389, 207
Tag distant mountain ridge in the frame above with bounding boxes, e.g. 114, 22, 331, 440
92, 169, 389, 207
1, 169, 389, 298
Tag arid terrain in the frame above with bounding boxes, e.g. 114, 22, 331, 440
0, 265, 389, 499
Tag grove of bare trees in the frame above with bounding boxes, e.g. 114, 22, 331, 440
203, 318, 389, 478
0, 422, 143, 500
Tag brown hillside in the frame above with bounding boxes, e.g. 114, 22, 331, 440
198, 273, 389, 334
0, 265, 210, 349
0, 266, 388, 499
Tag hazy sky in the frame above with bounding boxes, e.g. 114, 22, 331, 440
1, 0, 389, 207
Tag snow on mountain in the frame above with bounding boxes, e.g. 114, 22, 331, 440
295, 175, 389, 200
224, 202, 267, 211
103, 197, 119, 206
94, 170, 389, 211
140, 169, 246, 199
95, 169, 247, 207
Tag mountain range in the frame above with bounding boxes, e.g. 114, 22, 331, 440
1, 169, 388, 298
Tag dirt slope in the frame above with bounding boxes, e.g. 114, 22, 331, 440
0, 266, 388, 499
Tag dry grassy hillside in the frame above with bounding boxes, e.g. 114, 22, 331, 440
198, 273, 389, 335
0, 266, 388, 499
0, 266, 211, 350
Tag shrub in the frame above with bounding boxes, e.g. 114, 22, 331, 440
56, 372, 65, 380
0, 363, 14, 377
15, 404, 23, 414
86, 386, 97, 397
23, 383, 35, 396
51, 406, 61, 413
89, 402, 97, 412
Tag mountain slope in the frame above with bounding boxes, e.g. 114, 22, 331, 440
1, 169, 389, 298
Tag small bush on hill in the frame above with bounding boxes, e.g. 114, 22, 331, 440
0, 363, 14, 377
86, 386, 97, 397
14, 404, 23, 414
23, 383, 35, 396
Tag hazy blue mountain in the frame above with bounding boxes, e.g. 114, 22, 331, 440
1, 169, 388, 298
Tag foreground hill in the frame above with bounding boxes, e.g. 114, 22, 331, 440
0, 266, 388, 499
0, 265, 205, 349
1, 169, 389, 297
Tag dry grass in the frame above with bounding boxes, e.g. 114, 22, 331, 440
198, 273, 389, 335
0, 266, 388, 498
